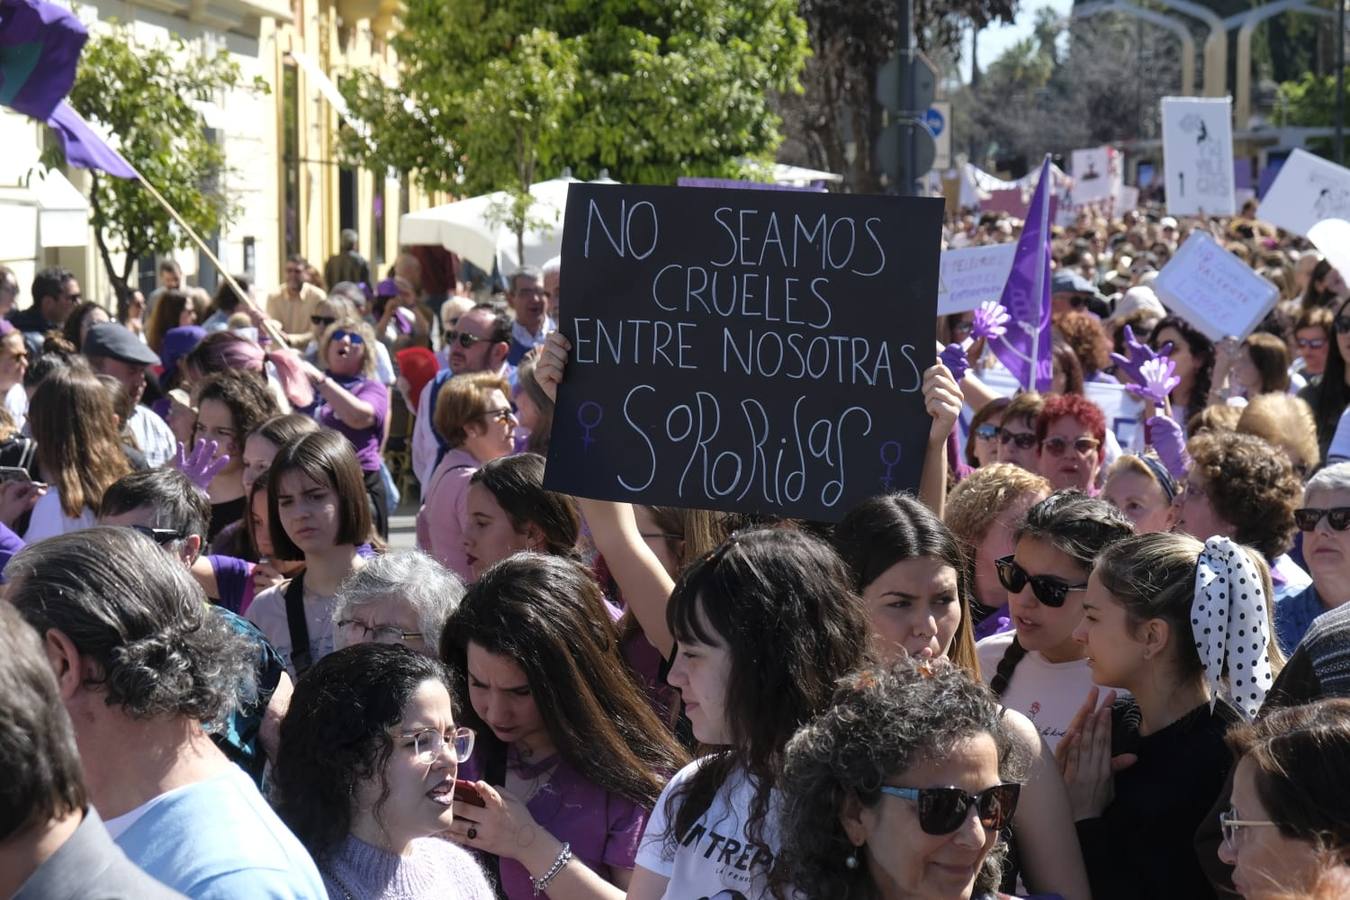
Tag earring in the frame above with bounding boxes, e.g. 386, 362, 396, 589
845, 847, 860, 870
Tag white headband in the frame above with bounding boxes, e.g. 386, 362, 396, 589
1192, 537, 1274, 720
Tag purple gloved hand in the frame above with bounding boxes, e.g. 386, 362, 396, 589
1124, 356, 1181, 406
173, 439, 229, 491
1145, 415, 1190, 481
1110, 324, 1174, 387
940, 342, 970, 382
971, 301, 1010, 341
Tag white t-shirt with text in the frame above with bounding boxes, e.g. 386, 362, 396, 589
977, 630, 1096, 752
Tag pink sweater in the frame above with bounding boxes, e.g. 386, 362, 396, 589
415, 448, 479, 581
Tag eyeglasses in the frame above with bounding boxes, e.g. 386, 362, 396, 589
311, 315, 337, 327
973, 423, 1001, 441
879, 783, 1021, 836
447, 330, 486, 348
999, 430, 1039, 450
330, 330, 364, 345
1296, 337, 1328, 350
337, 618, 424, 644
125, 524, 185, 545
1219, 808, 1278, 846
1041, 436, 1100, 458
995, 556, 1087, 608
478, 407, 516, 426
399, 726, 476, 766
1294, 507, 1350, 532
950, 320, 975, 337
1334, 316, 1350, 335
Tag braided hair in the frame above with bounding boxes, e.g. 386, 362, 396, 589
988, 491, 1133, 697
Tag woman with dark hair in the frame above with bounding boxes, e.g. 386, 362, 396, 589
245, 429, 371, 677
210, 413, 320, 559
439, 554, 689, 900
513, 353, 555, 455
1293, 306, 1333, 378
1151, 315, 1215, 431
1214, 333, 1294, 402
1065, 532, 1281, 899
1301, 258, 1347, 311
25, 366, 134, 541
297, 317, 391, 539
274, 643, 493, 899
202, 275, 251, 332
192, 371, 281, 540
772, 658, 1026, 900
181, 330, 307, 413
462, 453, 579, 579
1219, 699, 1350, 898
61, 299, 109, 350
976, 491, 1133, 752
832, 491, 1089, 899
1051, 342, 1086, 396
625, 529, 872, 900
1299, 296, 1350, 460
145, 289, 196, 355
966, 398, 1010, 469
194, 471, 302, 614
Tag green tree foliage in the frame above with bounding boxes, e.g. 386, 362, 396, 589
1275, 68, 1350, 158
41, 26, 266, 302
338, 0, 809, 198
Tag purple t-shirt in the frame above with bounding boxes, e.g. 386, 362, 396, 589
460, 752, 648, 899
208, 554, 257, 614
314, 375, 388, 472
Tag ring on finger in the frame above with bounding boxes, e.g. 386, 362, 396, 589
467, 827, 478, 840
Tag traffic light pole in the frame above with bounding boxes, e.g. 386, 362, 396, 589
896, 0, 916, 195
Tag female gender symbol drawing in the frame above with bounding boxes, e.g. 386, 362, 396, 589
879, 441, 903, 490
577, 401, 604, 451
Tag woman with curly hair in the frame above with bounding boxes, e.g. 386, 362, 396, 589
1056, 312, 1113, 383
1177, 431, 1309, 604
274, 643, 494, 899
772, 657, 1027, 900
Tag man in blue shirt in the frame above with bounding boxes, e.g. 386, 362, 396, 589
506, 265, 554, 366
6, 527, 325, 899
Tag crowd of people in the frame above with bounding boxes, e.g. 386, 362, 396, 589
2, 201, 1350, 900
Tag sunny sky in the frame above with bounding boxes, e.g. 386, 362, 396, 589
964, 0, 1076, 83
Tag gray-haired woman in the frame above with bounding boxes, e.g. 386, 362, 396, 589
334, 550, 465, 656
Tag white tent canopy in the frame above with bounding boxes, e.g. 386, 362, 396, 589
399, 176, 578, 272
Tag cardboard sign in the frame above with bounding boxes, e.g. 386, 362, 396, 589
938, 244, 1017, 315
1071, 146, 1120, 205
1257, 149, 1350, 236
1152, 231, 1279, 341
1161, 97, 1236, 216
546, 184, 943, 522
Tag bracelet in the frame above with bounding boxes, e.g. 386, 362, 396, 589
531, 842, 572, 896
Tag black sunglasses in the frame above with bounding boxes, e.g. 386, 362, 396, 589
879, 783, 1021, 835
1335, 316, 1350, 335
311, 315, 337, 327
995, 556, 1087, 608
1294, 507, 1350, 532
126, 524, 184, 545
447, 330, 485, 348
998, 431, 1039, 450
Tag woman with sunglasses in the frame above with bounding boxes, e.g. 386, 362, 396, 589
994, 392, 1044, 473
833, 491, 1090, 900
440, 554, 688, 900
977, 491, 1133, 752
1065, 532, 1281, 900
1218, 699, 1350, 899
306, 296, 397, 385
298, 316, 391, 539
1299, 296, 1350, 461
965, 398, 1009, 469
1292, 307, 1332, 379
773, 658, 1024, 900
1277, 462, 1350, 654
416, 371, 516, 580
273, 643, 494, 900
1035, 394, 1107, 494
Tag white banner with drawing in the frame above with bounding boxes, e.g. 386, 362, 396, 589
1161, 96, 1235, 216
1153, 231, 1279, 341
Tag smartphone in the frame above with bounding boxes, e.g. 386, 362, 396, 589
454, 779, 486, 807
0, 467, 31, 483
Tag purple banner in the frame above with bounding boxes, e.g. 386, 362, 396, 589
0, 0, 87, 121
47, 99, 137, 179
989, 156, 1053, 392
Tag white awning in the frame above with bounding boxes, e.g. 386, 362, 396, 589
33, 169, 89, 248
286, 49, 370, 143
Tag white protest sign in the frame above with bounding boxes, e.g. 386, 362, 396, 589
1153, 231, 1279, 341
1071, 146, 1119, 205
1257, 149, 1350, 237
937, 244, 1017, 315
1309, 218, 1350, 287
1118, 185, 1140, 213
1161, 96, 1236, 216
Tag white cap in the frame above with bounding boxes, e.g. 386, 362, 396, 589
1109, 285, 1167, 322
1160, 216, 1179, 229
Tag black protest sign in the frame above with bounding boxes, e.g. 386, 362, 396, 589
544, 183, 943, 523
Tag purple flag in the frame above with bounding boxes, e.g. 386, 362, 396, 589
0, 0, 86, 120
989, 156, 1053, 392
46, 99, 137, 179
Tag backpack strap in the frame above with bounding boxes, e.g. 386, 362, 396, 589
284, 571, 312, 676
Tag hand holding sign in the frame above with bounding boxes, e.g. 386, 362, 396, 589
1125, 356, 1181, 406
532, 332, 571, 404
924, 363, 963, 447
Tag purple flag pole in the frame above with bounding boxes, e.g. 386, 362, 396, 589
989, 155, 1053, 392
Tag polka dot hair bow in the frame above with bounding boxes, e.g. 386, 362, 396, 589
1192, 536, 1274, 720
